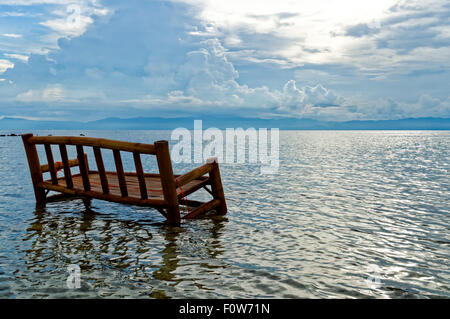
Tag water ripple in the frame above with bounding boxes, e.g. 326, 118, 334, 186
0, 130, 448, 298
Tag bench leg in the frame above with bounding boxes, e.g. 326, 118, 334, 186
22, 134, 47, 207
166, 206, 180, 226
82, 198, 92, 209
155, 140, 181, 226
35, 194, 46, 208
34, 186, 47, 207
208, 160, 227, 215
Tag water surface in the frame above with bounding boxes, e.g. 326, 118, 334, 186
0, 130, 448, 298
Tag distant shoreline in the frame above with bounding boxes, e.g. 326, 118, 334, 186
1, 116, 450, 130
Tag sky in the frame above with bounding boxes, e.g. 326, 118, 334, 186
0, 0, 449, 121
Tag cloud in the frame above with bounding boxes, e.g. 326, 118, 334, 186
171, 0, 450, 77
0, 0, 449, 122
1, 33, 22, 38
130, 38, 347, 118
0, 59, 14, 73
126, 38, 279, 109
170, 0, 394, 63
39, 3, 109, 38
279, 81, 344, 112
177, 41, 346, 115
16, 85, 65, 102
0, 1, 77, 4
408, 94, 450, 118
345, 23, 380, 37
344, 93, 450, 120
0, 0, 109, 56
4, 53, 28, 62
15, 83, 107, 103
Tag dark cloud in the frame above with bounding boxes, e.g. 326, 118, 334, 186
345, 23, 380, 37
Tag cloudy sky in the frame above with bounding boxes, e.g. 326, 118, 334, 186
0, 0, 449, 121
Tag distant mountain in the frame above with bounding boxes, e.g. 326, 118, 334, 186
0, 117, 83, 130
1, 116, 449, 130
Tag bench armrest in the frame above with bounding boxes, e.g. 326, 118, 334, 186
175, 162, 214, 187
40, 157, 80, 173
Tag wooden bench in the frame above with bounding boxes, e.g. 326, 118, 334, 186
21, 134, 227, 226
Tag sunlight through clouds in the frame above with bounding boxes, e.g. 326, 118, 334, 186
173, 0, 394, 63
172, 0, 450, 73
0, 0, 449, 121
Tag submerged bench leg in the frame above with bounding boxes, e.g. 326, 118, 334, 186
22, 134, 46, 207
155, 140, 181, 226
82, 198, 92, 209
165, 206, 180, 226
208, 159, 227, 215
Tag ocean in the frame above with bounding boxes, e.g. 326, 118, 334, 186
0, 130, 448, 298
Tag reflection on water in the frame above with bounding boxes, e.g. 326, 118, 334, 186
0, 130, 449, 298
12, 200, 227, 298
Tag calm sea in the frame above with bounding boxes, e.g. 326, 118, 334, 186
0, 130, 448, 298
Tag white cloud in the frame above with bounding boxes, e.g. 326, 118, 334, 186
120, 37, 450, 120
0, 59, 14, 73
406, 94, 450, 118
15, 84, 107, 103
0, 0, 85, 5
1, 0, 448, 121
171, 0, 450, 76
278, 81, 344, 113
40, 15, 94, 38
172, 0, 393, 59
39, 2, 109, 39
16, 85, 66, 102
131, 39, 346, 117
0, 12, 25, 17
1, 33, 22, 38
0, 0, 109, 55
4, 53, 29, 62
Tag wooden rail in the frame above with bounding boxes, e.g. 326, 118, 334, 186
176, 163, 213, 187
21, 134, 227, 226
40, 157, 80, 173
28, 136, 156, 154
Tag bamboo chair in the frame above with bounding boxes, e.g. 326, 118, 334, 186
21, 134, 227, 226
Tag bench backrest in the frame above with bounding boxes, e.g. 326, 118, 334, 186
21, 134, 177, 203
